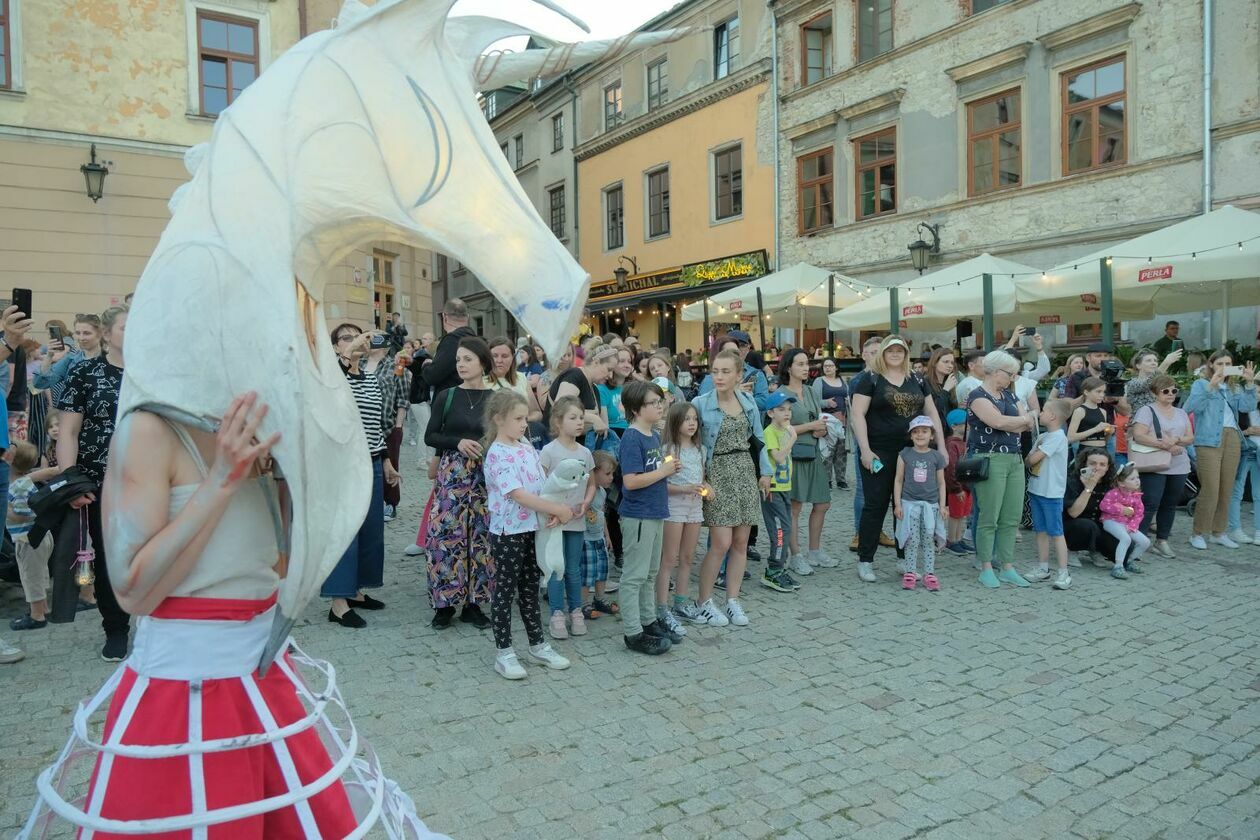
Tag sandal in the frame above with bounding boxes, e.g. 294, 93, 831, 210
901, 572, 917, 590
924, 574, 940, 592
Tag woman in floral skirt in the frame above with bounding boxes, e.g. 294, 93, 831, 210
425, 336, 495, 630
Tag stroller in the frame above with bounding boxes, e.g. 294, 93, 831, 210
1179, 467, 1201, 518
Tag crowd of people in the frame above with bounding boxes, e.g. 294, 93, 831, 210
3, 299, 1259, 681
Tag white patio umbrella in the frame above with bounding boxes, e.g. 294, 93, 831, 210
1019, 205, 1260, 341
826, 254, 1153, 333
681, 262, 862, 328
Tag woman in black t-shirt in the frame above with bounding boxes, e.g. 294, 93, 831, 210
546, 345, 616, 433
850, 336, 948, 581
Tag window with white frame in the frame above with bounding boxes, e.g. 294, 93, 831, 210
714, 16, 739, 79
604, 82, 623, 130
548, 184, 566, 238
605, 185, 624, 249
647, 58, 668, 110
713, 145, 743, 220
647, 167, 670, 238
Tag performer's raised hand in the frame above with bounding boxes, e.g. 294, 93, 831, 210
213, 392, 281, 492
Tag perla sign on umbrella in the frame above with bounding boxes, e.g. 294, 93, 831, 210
1138, 265, 1174, 282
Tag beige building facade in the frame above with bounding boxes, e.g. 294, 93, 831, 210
771, 0, 1260, 348
573, 0, 777, 354
0, 0, 434, 342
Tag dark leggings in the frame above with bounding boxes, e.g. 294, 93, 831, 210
857, 445, 903, 564
1063, 516, 1123, 560
1138, 472, 1188, 540
489, 532, 544, 651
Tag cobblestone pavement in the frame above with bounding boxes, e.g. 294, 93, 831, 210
3, 450, 1260, 839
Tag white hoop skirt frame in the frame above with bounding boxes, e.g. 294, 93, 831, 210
20, 611, 449, 840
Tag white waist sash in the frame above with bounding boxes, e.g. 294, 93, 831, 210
127, 607, 274, 681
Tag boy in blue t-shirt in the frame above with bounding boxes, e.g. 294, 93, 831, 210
1025, 399, 1073, 590
617, 380, 680, 655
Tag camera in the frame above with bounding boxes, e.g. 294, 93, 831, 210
1099, 358, 1127, 398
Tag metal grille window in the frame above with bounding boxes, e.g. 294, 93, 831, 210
548, 185, 566, 238
1063, 56, 1126, 175
857, 0, 893, 63
647, 168, 670, 238
605, 186, 624, 250
552, 113, 564, 151
855, 128, 896, 219
647, 59, 668, 110
968, 90, 1021, 195
714, 146, 743, 220
604, 82, 623, 130
714, 17, 740, 79
197, 11, 259, 116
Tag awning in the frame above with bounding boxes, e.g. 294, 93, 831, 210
586, 250, 769, 314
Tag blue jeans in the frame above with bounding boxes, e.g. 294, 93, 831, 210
546, 530, 585, 613
321, 457, 385, 598
1228, 442, 1260, 533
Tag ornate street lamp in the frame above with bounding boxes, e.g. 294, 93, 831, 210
612, 255, 639, 292
81, 144, 109, 203
907, 222, 940, 274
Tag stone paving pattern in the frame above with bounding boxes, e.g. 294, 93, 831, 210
3, 453, 1260, 839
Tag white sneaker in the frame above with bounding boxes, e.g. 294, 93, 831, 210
1053, 570, 1072, 590
697, 598, 729, 627
548, 611, 568, 639
383, 504, 395, 522
788, 554, 814, 576
1068, 552, 1084, 568
403, 543, 425, 557
1024, 568, 1052, 583
526, 642, 571, 670
724, 599, 749, 627
1190, 534, 1207, 550
658, 607, 688, 637
809, 549, 840, 568
0, 637, 24, 664
1227, 529, 1253, 545
1212, 534, 1240, 549
857, 562, 876, 583
494, 648, 527, 680
674, 600, 706, 624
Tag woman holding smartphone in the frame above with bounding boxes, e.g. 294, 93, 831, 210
1184, 352, 1257, 550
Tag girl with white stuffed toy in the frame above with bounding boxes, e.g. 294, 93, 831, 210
482, 390, 574, 680
540, 395, 596, 640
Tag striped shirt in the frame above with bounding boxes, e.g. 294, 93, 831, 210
345, 370, 387, 455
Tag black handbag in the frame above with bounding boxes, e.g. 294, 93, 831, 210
955, 456, 989, 484
790, 386, 820, 461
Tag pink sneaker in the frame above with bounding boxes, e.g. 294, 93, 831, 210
901, 572, 917, 590
569, 608, 587, 636
549, 611, 568, 639
924, 574, 940, 592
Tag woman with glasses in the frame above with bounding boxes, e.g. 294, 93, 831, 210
425, 336, 495, 630
322, 325, 399, 628
1129, 374, 1195, 558
778, 348, 836, 574
962, 350, 1035, 589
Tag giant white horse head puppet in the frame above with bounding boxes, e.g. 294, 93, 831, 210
119, 0, 685, 669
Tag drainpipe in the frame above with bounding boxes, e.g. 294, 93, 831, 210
768, 0, 781, 270
564, 72, 580, 262
298, 0, 308, 37
1202, 0, 1212, 216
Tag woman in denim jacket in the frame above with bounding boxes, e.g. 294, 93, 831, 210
689, 350, 772, 627
1183, 351, 1257, 550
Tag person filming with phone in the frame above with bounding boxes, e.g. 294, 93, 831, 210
1150, 321, 1186, 373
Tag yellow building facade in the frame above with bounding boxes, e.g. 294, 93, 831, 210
573, 0, 776, 356
0, 0, 433, 340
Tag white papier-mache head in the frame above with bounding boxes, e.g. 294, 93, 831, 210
119, 0, 686, 664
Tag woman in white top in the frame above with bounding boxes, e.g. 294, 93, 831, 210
488, 336, 540, 419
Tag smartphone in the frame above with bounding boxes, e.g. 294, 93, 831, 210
49, 324, 62, 342
1171, 339, 1185, 351
1224, 365, 1245, 377
11, 287, 31, 318
1080, 467, 1091, 479
1023, 327, 1037, 336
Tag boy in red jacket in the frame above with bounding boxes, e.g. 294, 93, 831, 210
944, 409, 973, 554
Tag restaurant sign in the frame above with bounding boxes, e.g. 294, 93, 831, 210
589, 250, 769, 303
902, 304, 924, 317
1138, 265, 1173, 283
